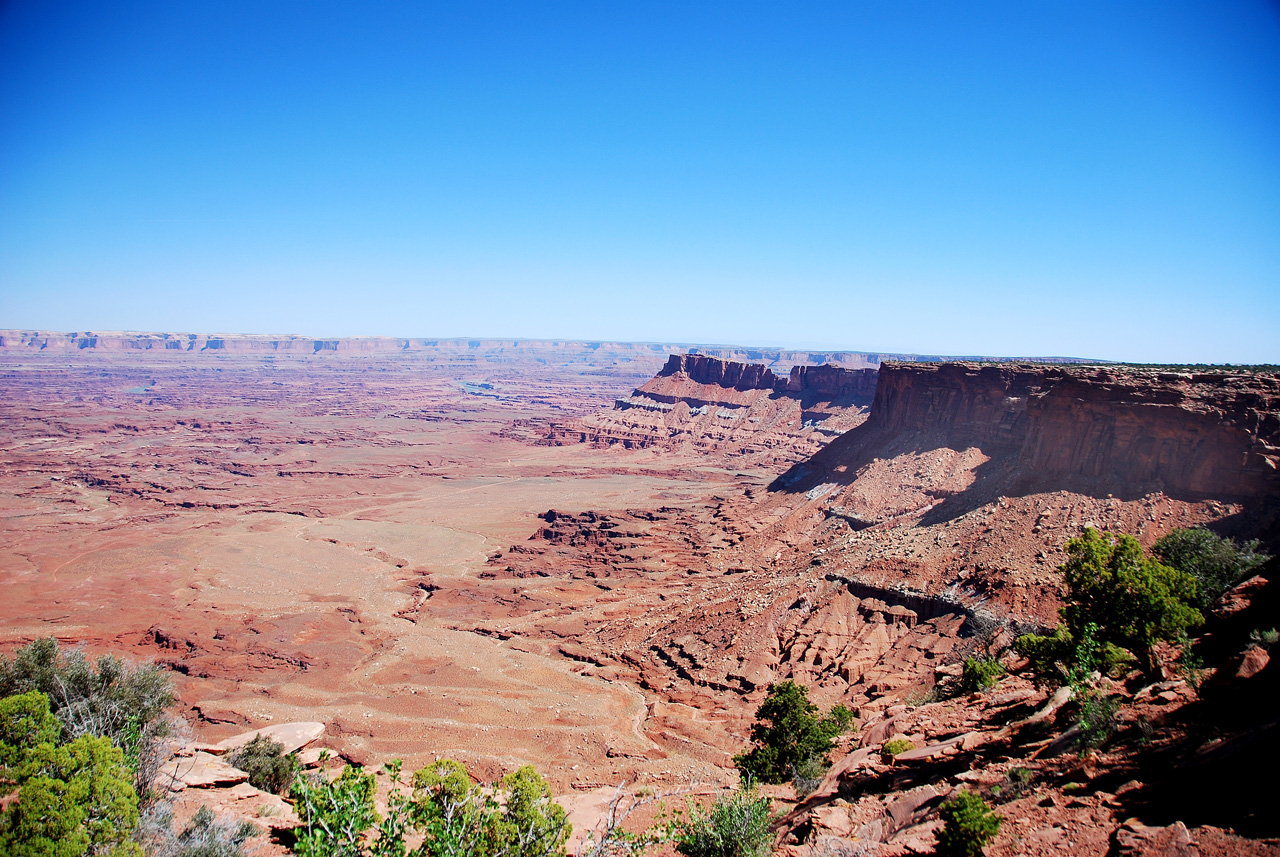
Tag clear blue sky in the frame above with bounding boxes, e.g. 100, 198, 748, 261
2, 2, 1277, 362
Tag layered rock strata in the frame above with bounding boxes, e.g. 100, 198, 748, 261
523, 363, 1280, 725
803, 362, 1280, 500
542, 354, 878, 464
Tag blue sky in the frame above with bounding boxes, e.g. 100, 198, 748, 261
1, 2, 1277, 362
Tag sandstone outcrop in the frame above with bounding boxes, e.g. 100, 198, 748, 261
531, 361, 1280, 734
542, 354, 878, 465
807, 362, 1280, 500
4, 336, 1279, 851
215, 721, 325, 754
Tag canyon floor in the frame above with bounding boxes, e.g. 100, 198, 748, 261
0, 346, 777, 790
2, 342, 1275, 855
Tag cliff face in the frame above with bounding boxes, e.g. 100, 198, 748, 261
657, 354, 780, 391
653, 354, 878, 402
544, 355, 878, 464
835, 362, 1280, 499
0, 330, 687, 363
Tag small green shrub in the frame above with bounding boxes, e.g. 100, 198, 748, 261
732, 681, 854, 785
0, 692, 143, 857
990, 767, 1034, 803
1152, 528, 1270, 606
934, 790, 1002, 857
881, 738, 913, 759
1250, 628, 1279, 650
229, 734, 297, 795
1016, 622, 1137, 690
959, 656, 1004, 694
669, 785, 773, 857
902, 684, 942, 707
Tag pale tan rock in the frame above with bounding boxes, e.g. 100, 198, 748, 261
1112, 820, 1199, 857
216, 721, 325, 754
160, 751, 249, 788
812, 803, 854, 837
295, 746, 330, 767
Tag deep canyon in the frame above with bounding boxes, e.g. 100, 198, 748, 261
1, 332, 1277, 855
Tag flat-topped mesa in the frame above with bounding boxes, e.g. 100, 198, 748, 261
648, 354, 878, 401
544, 354, 878, 463
806, 361, 1280, 500
654, 354, 780, 391
783, 362, 880, 400
0, 330, 689, 362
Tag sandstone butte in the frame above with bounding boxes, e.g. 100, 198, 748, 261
0, 332, 1277, 856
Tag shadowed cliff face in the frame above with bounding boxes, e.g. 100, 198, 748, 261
803, 362, 1280, 502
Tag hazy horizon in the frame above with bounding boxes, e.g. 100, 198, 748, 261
3, 2, 1278, 363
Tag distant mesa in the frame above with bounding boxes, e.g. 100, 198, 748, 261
539, 353, 879, 464
0, 330, 1106, 367
0, 330, 629, 354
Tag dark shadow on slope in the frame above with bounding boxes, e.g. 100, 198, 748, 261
1116, 563, 1280, 837
771, 419, 1280, 532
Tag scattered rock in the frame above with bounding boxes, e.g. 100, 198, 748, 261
1111, 820, 1199, 857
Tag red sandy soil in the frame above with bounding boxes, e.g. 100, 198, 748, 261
0, 345, 755, 791
2, 343, 1277, 855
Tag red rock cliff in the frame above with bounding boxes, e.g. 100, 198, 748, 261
655, 354, 781, 391
542, 355, 878, 464
655, 354, 877, 401
852, 362, 1280, 499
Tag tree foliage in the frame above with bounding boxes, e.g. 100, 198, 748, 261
1152, 527, 1270, 607
0, 691, 142, 857
732, 681, 854, 785
0, 639, 176, 805
291, 763, 380, 857
934, 790, 1001, 857
228, 734, 297, 796
0, 639, 175, 742
1, 690, 62, 783
1056, 528, 1202, 675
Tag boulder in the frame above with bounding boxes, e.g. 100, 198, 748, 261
215, 721, 325, 754
1111, 821, 1199, 857
1236, 646, 1270, 680
159, 751, 249, 789
892, 733, 970, 762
